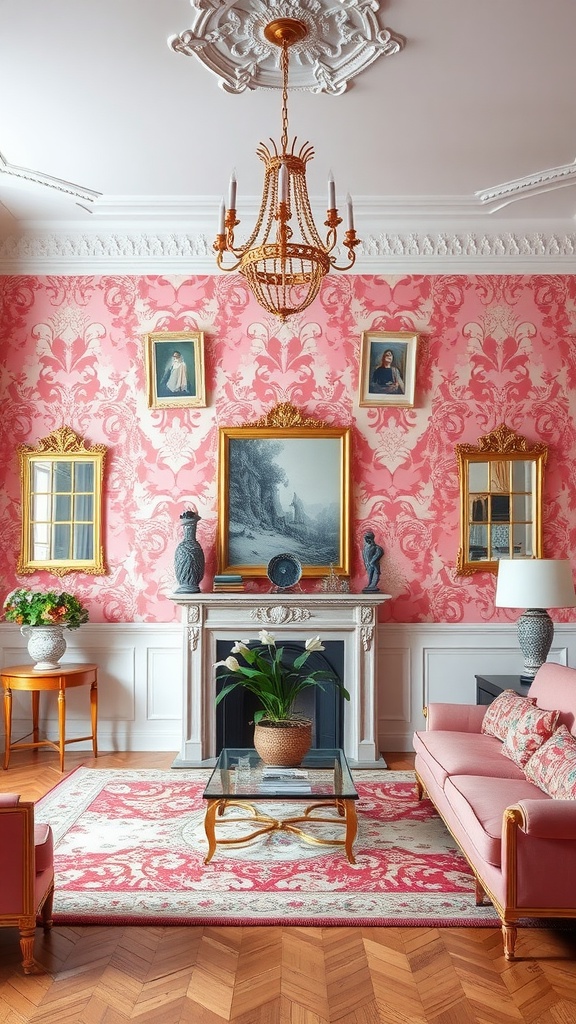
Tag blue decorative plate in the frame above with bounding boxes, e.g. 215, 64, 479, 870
267, 553, 303, 589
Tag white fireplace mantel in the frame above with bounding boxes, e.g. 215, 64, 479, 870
170, 591, 391, 767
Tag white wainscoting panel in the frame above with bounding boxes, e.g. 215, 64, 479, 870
0, 623, 182, 754
146, 647, 182, 720
378, 622, 575, 752
1, 620, 574, 758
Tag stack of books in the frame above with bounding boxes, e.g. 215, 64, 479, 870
213, 574, 245, 592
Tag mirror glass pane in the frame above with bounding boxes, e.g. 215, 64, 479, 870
75, 462, 94, 490
512, 460, 532, 490
53, 493, 71, 521
54, 461, 72, 490
491, 524, 510, 556
512, 494, 532, 521
73, 523, 93, 559
74, 494, 93, 521
513, 523, 533, 557
32, 462, 51, 492
469, 462, 488, 490
32, 493, 50, 521
490, 460, 510, 492
53, 523, 71, 559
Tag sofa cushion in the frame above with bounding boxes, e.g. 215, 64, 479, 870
481, 689, 536, 741
528, 664, 576, 735
524, 725, 576, 799
413, 730, 525, 791
444, 774, 549, 867
501, 705, 560, 768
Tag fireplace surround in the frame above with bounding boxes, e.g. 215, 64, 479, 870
170, 591, 391, 767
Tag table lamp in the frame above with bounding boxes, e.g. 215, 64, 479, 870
495, 558, 576, 683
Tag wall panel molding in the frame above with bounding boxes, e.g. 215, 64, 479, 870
2, 621, 575, 756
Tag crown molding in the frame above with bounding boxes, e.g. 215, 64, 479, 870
168, 0, 404, 96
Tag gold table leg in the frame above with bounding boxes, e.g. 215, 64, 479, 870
58, 688, 66, 773
3, 687, 12, 770
90, 680, 98, 757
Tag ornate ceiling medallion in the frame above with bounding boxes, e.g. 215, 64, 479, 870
168, 0, 404, 95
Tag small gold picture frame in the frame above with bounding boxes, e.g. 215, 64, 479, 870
143, 331, 206, 409
359, 331, 418, 408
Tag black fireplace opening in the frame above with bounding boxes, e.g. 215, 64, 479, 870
215, 639, 345, 753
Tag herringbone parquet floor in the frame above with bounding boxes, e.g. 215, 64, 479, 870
1, 750, 575, 1024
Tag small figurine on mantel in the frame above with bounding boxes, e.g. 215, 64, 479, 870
362, 530, 384, 593
174, 504, 205, 594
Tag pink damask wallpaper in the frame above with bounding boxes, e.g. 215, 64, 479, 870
1, 272, 575, 624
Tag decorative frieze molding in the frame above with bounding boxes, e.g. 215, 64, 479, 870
1, 228, 575, 273
168, 0, 404, 95
251, 605, 312, 625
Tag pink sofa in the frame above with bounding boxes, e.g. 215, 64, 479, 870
413, 662, 576, 959
0, 794, 54, 973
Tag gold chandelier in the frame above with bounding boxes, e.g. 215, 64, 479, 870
213, 17, 361, 321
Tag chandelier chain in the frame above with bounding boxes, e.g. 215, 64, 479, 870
281, 41, 289, 155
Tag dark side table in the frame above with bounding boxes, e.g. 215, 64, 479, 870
475, 674, 531, 706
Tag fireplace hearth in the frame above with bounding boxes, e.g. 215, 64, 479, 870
215, 639, 345, 751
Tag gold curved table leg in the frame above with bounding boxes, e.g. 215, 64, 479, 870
344, 799, 358, 864
204, 799, 220, 864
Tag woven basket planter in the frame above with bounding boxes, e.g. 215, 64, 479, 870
253, 719, 312, 766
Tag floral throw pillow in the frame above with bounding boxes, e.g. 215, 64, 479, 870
501, 704, 560, 768
524, 725, 576, 799
481, 690, 537, 741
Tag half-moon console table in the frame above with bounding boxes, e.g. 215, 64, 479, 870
1, 662, 98, 772
169, 592, 391, 767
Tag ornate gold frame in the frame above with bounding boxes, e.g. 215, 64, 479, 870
455, 424, 547, 576
17, 426, 107, 576
143, 331, 206, 409
217, 402, 350, 578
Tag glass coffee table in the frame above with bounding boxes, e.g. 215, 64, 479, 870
202, 747, 358, 865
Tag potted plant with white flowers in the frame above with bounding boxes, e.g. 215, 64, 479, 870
3, 588, 89, 670
214, 630, 350, 765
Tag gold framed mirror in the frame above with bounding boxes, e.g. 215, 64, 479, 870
456, 424, 547, 575
17, 426, 107, 576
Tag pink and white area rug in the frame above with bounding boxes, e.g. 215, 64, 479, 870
36, 767, 500, 928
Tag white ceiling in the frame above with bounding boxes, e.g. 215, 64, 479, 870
2, 0, 576, 271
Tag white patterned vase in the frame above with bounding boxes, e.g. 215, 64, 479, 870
20, 625, 67, 670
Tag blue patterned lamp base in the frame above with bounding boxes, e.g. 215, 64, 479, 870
517, 608, 555, 684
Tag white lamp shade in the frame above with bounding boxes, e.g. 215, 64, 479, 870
495, 558, 576, 609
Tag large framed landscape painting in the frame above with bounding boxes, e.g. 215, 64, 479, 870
217, 403, 351, 577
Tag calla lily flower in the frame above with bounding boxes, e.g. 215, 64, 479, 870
231, 641, 250, 656
305, 636, 324, 653
258, 630, 276, 646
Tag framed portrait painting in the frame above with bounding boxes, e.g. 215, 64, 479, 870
358, 331, 418, 408
217, 403, 350, 578
143, 331, 206, 409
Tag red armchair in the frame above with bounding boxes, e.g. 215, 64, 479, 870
0, 794, 54, 973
